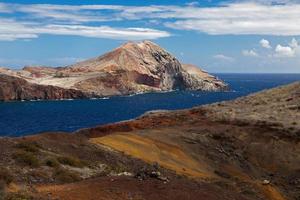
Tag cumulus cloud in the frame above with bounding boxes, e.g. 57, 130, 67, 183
242, 49, 258, 57
260, 39, 272, 49
274, 45, 295, 57
242, 38, 300, 58
274, 38, 299, 57
213, 54, 235, 62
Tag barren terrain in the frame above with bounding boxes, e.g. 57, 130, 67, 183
0, 81, 299, 200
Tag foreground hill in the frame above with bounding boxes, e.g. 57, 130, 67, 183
0, 41, 227, 101
1, 82, 299, 200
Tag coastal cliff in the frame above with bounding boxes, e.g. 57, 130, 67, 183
0, 74, 90, 101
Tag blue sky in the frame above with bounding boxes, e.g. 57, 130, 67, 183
0, 0, 300, 73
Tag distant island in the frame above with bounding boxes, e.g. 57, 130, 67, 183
0, 41, 228, 101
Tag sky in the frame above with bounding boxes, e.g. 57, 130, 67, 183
0, 0, 300, 73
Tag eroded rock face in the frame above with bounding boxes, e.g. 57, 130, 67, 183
0, 74, 90, 101
0, 41, 228, 101
68, 41, 228, 94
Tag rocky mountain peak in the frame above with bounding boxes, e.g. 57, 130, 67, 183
120, 40, 161, 50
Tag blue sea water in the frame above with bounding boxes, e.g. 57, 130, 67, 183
0, 73, 300, 137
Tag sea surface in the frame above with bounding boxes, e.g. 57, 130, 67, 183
1, 73, 300, 136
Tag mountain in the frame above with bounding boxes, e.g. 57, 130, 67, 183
0, 41, 227, 101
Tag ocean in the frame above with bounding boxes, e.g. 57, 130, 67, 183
1, 73, 300, 136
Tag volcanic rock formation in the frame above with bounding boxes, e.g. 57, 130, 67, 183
0, 74, 90, 101
0, 41, 228, 101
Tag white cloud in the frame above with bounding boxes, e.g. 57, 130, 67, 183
289, 38, 299, 48
0, 3, 171, 41
185, 2, 200, 6
274, 45, 295, 57
37, 25, 171, 40
243, 38, 300, 58
0, 18, 170, 41
238, 0, 300, 4
260, 39, 272, 49
274, 38, 299, 57
242, 49, 258, 57
2, 2, 300, 41
213, 54, 235, 62
163, 3, 300, 36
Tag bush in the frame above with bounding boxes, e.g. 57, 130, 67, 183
57, 156, 87, 168
44, 158, 59, 168
15, 142, 40, 153
13, 151, 40, 167
53, 168, 81, 183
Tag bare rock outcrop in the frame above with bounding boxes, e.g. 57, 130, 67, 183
0, 74, 90, 101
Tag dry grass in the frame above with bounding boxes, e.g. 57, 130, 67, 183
44, 157, 60, 168
15, 142, 40, 153
91, 133, 213, 179
12, 151, 40, 167
53, 168, 81, 183
57, 156, 87, 168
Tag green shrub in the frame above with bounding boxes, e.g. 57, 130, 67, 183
13, 151, 40, 167
57, 156, 86, 168
53, 168, 81, 183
